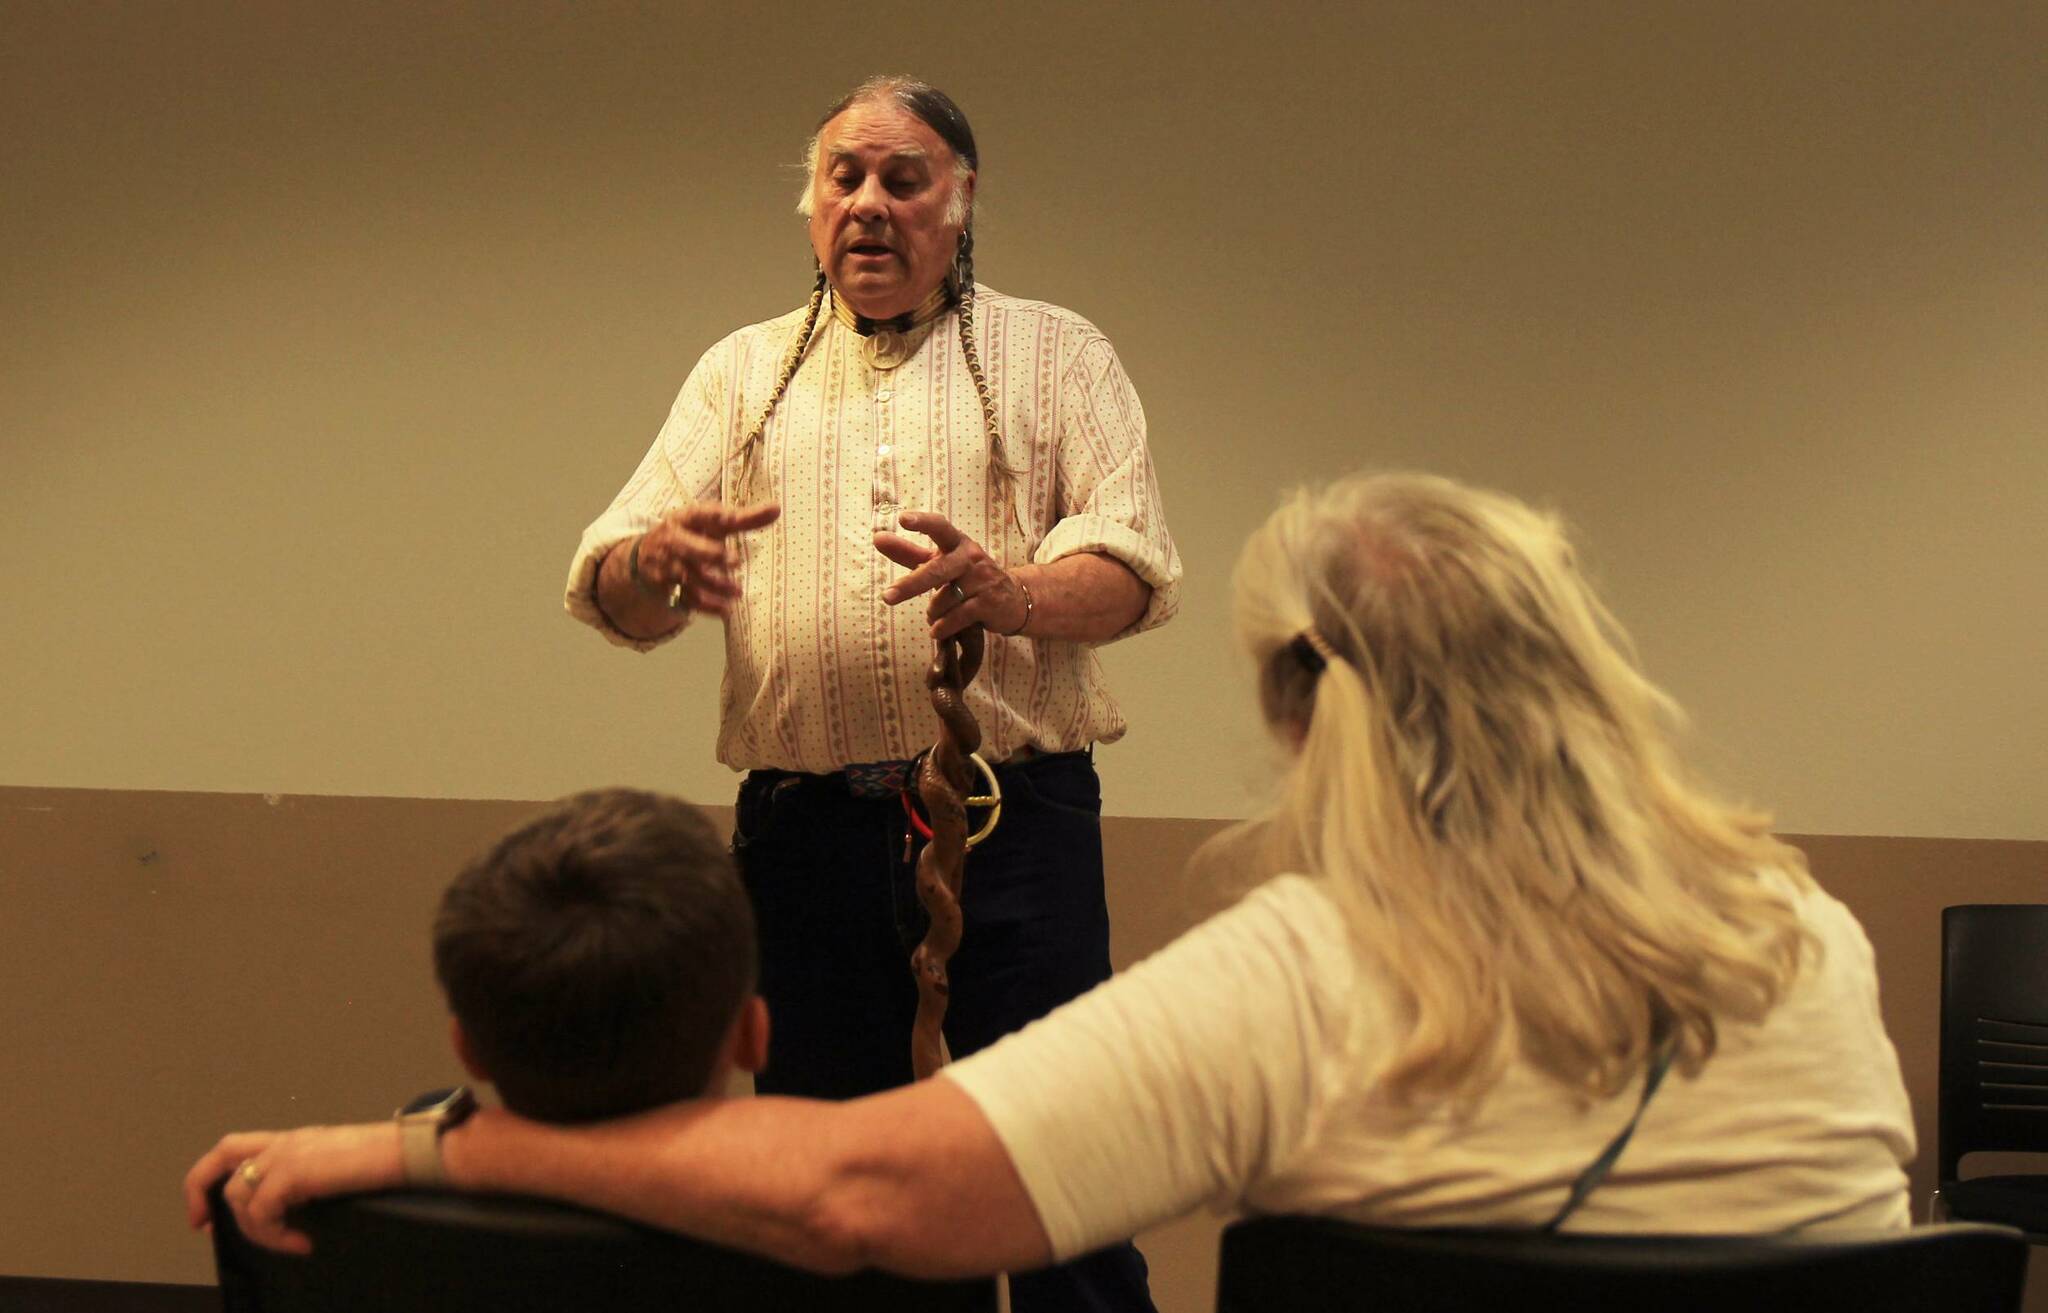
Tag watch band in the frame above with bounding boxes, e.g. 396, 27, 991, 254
398, 1114, 448, 1187
394, 1085, 476, 1188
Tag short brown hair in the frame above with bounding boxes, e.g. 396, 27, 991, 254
432, 789, 755, 1123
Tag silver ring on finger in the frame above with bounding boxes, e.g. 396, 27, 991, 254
948, 583, 967, 604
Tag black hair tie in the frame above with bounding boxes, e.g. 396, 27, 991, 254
1289, 632, 1327, 675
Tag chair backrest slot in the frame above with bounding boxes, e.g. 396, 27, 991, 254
1940, 905, 2048, 1181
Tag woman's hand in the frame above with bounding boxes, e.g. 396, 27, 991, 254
181, 1121, 404, 1255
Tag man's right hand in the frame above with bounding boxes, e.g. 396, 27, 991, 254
598, 501, 780, 638
635, 501, 781, 616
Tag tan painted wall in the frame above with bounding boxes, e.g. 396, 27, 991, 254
2, 2, 2044, 837
3, 786, 2045, 1307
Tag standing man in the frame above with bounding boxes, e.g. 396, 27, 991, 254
564, 77, 1177, 1311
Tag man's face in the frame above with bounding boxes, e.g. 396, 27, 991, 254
807, 100, 973, 319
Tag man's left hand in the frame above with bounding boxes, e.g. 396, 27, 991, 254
875, 511, 1029, 641
182, 1121, 405, 1254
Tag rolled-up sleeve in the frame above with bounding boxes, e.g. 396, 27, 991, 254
1037, 335, 1182, 642
562, 345, 731, 651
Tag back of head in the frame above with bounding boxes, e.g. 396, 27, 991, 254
433, 789, 755, 1123
1233, 472, 1815, 1105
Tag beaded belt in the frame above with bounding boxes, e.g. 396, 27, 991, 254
843, 758, 917, 798
834, 745, 1043, 799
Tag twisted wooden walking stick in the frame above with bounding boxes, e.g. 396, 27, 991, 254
907, 622, 1004, 1080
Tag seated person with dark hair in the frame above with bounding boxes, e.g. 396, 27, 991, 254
430, 786, 764, 1126
329, 788, 765, 1182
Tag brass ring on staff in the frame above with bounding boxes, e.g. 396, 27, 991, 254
900, 751, 1005, 849
961, 751, 1003, 848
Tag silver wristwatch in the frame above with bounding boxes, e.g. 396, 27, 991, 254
394, 1085, 477, 1188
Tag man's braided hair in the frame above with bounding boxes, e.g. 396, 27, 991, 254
728, 78, 1018, 510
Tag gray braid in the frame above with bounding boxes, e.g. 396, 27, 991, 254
729, 270, 828, 504
954, 228, 1022, 506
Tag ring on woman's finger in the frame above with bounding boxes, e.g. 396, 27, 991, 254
948, 583, 967, 604
238, 1161, 264, 1189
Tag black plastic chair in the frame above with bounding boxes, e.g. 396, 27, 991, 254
1937, 903, 2048, 1239
208, 1179, 996, 1313
1215, 1215, 2027, 1312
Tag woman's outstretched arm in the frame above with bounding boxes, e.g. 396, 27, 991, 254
184, 1076, 1051, 1279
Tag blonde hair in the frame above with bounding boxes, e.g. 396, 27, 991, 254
1234, 472, 1816, 1107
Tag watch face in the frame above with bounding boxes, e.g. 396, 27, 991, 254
442, 1084, 478, 1126
397, 1085, 476, 1122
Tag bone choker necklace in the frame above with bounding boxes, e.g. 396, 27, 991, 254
830, 282, 958, 337
832, 283, 957, 371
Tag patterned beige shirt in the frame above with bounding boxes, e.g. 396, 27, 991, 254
564, 286, 1181, 774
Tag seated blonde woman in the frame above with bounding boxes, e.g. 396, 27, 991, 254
187, 472, 1913, 1275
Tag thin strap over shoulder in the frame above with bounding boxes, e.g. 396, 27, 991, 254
1540, 1039, 1678, 1233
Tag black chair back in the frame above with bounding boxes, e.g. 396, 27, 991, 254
209, 1180, 996, 1313
1216, 1215, 2027, 1313
1941, 904, 2048, 1183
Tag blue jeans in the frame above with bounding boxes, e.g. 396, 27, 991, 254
734, 750, 1157, 1313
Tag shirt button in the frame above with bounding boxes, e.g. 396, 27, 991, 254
876, 388, 894, 402
877, 443, 892, 457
